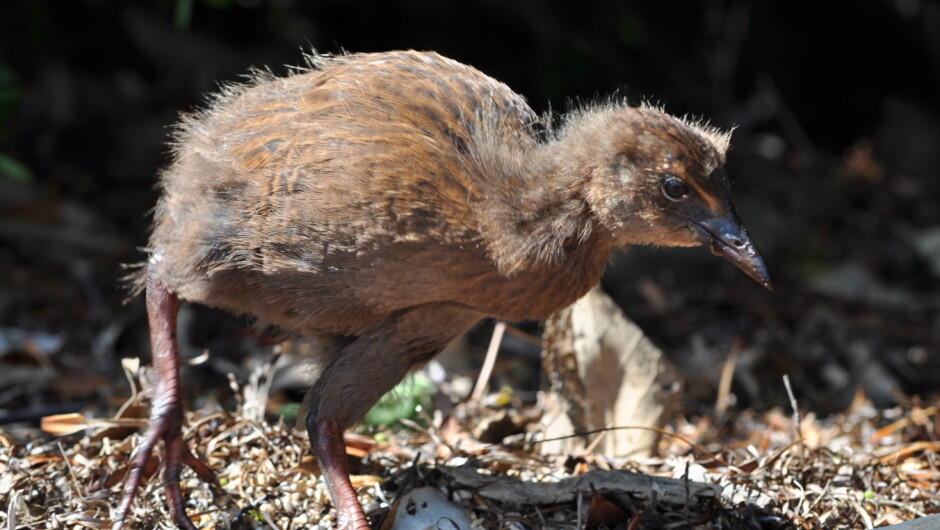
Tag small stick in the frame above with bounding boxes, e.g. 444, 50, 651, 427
783, 374, 806, 460
715, 337, 743, 415
470, 321, 506, 404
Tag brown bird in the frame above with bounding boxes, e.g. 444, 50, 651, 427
115, 50, 770, 530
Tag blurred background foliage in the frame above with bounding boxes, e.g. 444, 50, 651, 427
0, 0, 938, 427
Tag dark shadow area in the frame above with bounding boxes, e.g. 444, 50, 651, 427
0, 0, 937, 426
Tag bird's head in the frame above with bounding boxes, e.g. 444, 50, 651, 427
570, 104, 771, 289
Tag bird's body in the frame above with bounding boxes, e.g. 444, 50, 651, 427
149, 51, 606, 331
116, 50, 770, 530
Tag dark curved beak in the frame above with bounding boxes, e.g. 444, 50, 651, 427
691, 212, 773, 290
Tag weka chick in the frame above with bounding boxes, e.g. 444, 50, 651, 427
116, 50, 770, 530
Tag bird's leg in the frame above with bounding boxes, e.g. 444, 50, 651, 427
306, 343, 399, 530
310, 418, 371, 530
112, 270, 219, 530
305, 304, 479, 530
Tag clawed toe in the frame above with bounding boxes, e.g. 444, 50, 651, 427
111, 409, 216, 530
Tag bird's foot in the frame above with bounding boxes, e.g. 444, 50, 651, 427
112, 406, 219, 530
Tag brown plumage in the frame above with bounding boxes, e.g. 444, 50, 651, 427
116, 50, 769, 530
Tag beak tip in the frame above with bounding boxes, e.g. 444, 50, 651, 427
743, 264, 773, 291
749, 261, 773, 291
692, 215, 772, 291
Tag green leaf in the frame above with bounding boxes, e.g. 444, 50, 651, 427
246, 509, 264, 523
174, 0, 194, 30
362, 372, 435, 428
0, 154, 34, 183
277, 402, 301, 422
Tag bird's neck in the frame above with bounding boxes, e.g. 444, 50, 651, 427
475, 130, 614, 276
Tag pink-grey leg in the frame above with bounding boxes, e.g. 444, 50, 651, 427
112, 270, 218, 530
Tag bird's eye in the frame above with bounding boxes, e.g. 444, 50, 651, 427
662, 177, 690, 201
